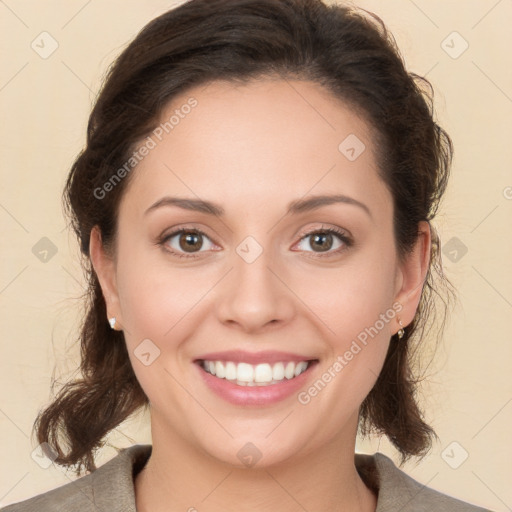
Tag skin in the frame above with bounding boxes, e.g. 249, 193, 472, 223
90, 78, 430, 512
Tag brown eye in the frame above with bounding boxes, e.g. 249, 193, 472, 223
179, 231, 204, 252
295, 227, 351, 255
162, 228, 215, 257
309, 232, 334, 252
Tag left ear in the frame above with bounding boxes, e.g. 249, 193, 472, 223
393, 221, 431, 330
89, 225, 123, 329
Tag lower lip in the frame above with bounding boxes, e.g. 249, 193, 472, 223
195, 362, 317, 406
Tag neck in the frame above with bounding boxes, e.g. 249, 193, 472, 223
135, 415, 377, 512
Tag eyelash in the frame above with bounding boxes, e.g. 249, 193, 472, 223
158, 225, 353, 260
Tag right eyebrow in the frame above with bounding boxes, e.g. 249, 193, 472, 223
144, 197, 224, 217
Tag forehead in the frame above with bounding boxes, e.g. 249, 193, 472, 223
121, 78, 390, 220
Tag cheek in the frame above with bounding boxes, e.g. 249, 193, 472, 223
292, 264, 397, 433
290, 250, 397, 400
293, 252, 397, 344
114, 248, 213, 408
114, 238, 215, 341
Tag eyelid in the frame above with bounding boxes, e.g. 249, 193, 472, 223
295, 223, 352, 243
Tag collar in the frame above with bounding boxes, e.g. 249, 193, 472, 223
67, 444, 487, 512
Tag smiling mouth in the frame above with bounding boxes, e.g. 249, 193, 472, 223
197, 359, 318, 387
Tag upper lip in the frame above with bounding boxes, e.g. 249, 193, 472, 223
195, 350, 318, 365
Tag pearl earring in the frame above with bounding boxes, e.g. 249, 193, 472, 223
397, 318, 405, 339
109, 317, 117, 330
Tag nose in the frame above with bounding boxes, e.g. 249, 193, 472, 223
215, 244, 296, 333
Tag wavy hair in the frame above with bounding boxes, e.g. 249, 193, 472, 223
34, 0, 454, 475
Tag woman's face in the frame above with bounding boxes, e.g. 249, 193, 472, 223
93, 78, 428, 467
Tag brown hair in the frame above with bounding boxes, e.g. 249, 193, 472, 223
34, 0, 453, 475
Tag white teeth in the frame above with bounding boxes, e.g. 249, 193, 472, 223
272, 362, 285, 380
254, 363, 273, 383
237, 363, 254, 382
284, 362, 295, 379
294, 361, 308, 377
201, 360, 311, 386
215, 361, 225, 378
225, 361, 237, 380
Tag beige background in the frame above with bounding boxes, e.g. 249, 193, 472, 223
0, 0, 511, 510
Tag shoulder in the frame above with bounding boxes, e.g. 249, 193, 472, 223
357, 451, 494, 512
0, 445, 151, 512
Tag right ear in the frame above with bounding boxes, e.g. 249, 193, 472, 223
89, 226, 123, 328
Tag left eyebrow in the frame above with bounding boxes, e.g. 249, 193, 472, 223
144, 193, 372, 219
286, 194, 372, 219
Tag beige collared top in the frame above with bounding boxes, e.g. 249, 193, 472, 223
1, 444, 493, 511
